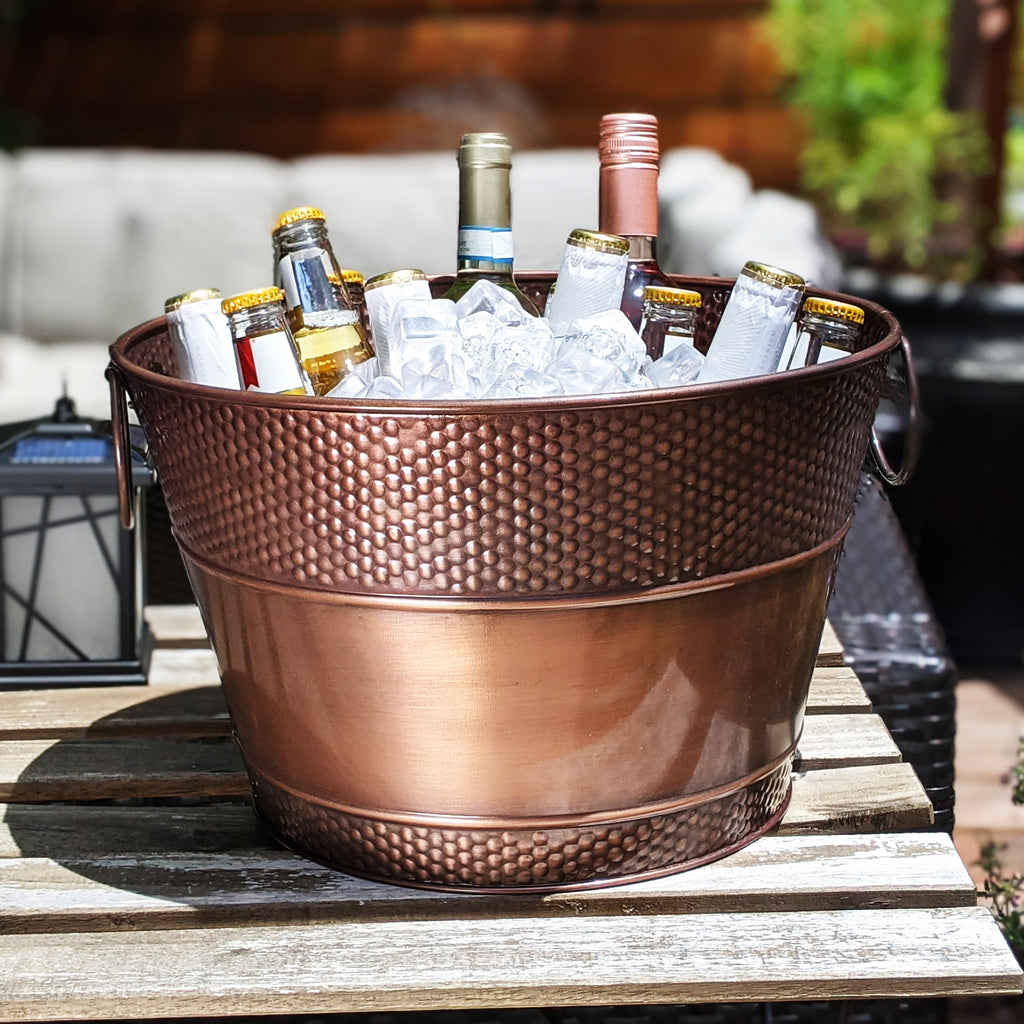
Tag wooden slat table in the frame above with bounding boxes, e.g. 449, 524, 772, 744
0, 607, 1018, 1021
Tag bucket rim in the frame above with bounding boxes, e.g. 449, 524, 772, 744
109, 275, 902, 414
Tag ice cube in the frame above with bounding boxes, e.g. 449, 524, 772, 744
392, 297, 458, 337
453, 279, 532, 325
326, 369, 372, 400
484, 364, 565, 400
545, 346, 624, 395
480, 318, 559, 379
560, 309, 647, 377
456, 310, 503, 368
362, 375, 408, 399
648, 342, 706, 389
401, 341, 480, 400
616, 370, 659, 393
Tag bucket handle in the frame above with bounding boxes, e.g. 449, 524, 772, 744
106, 363, 136, 530
869, 333, 921, 487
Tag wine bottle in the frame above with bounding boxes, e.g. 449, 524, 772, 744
598, 112, 673, 330
442, 132, 539, 316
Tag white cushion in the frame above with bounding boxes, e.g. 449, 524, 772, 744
4, 149, 283, 344
511, 148, 599, 273
708, 189, 842, 290
657, 148, 753, 277
0, 332, 111, 424
285, 153, 457, 280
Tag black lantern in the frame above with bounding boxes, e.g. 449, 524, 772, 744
0, 394, 155, 689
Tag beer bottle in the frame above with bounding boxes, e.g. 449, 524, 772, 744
164, 287, 239, 389
272, 206, 374, 395
221, 287, 313, 396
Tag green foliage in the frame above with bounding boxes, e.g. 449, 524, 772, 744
980, 840, 1024, 957
764, 0, 989, 273
978, 739, 1024, 959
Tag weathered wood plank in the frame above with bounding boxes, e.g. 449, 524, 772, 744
0, 709, 899, 803
0, 833, 978, 935
0, 803, 263, 860
805, 664, 870, 712
816, 620, 845, 667
0, 664, 867, 742
0, 683, 229, 741
796, 713, 900, 770
146, 647, 220, 688
780, 763, 934, 835
0, 759, 933, 852
144, 604, 208, 646
0, 906, 1017, 1019
0, 737, 248, 802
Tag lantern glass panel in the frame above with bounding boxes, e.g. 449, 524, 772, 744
1, 492, 122, 662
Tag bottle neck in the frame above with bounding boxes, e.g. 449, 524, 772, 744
801, 313, 862, 349
599, 163, 659, 239
627, 235, 658, 262
456, 163, 514, 275
273, 220, 330, 257
227, 303, 288, 341
274, 221, 356, 316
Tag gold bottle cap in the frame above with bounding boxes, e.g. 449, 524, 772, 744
801, 296, 865, 324
740, 260, 805, 290
457, 132, 512, 170
643, 285, 702, 308
164, 287, 221, 312
341, 268, 364, 286
566, 228, 630, 255
274, 206, 325, 231
364, 268, 429, 291
220, 287, 285, 316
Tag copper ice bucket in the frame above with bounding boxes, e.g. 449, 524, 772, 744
107, 274, 904, 892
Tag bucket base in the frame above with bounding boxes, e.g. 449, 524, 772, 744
247, 758, 793, 893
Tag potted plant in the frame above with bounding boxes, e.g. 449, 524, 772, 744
763, 0, 1024, 670
763, 0, 991, 278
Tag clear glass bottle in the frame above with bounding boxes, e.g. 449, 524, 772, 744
543, 229, 630, 336
164, 287, 240, 389
442, 132, 540, 316
639, 285, 702, 360
695, 261, 806, 384
271, 206, 374, 396
221, 287, 313, 396
785, 296, 865, 368
598, 112, 673, 330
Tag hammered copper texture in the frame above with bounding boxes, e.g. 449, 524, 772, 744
108, 274, 899, 891
248, 758, 792, 891
110, 277, 895, 599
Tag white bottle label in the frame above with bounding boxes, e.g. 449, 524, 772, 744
248, 330, 306, 393
170, 300, 240, 389
457, 226, 513, 263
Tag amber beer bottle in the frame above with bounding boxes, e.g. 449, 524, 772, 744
443, 132, 539, 316
221, 287, 313, 396
272, 207, 374, 395
598, 112, 673, 330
